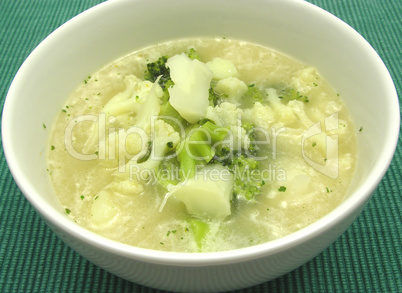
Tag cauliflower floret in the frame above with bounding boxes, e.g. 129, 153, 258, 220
114, 120, 181, 179
214, 77, 248, 104
108, 178, 144, 196
287, 100, 314, 129
206, 58, 239, 80
83, 75, 162, 155
291, 67, 320, 96
167, 53, 213, 123
165, 164, 234, 219
242, 102, 276, 130
103, 74, 162, 130
266, 88, 297, 125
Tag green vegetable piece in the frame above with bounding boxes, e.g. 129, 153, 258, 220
176, 121, 228, 180
144, 55, 171, 89
208, 87, 219, 106
279, 88, 309, 103
199, 121, 229, 144
155, 156, 181, 188
209, 122, 265, 200
159, 100, 188, 133
241, 122, 258, 156
278, 186, 286, 192
188, 219, 209, 250
186, 48, 200, 60
137, 141, 152, 163
231, 153, 264, 200
177, 141, 199, 179
240, 84, 265, 108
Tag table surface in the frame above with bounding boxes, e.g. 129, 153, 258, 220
0, 0, 401, 292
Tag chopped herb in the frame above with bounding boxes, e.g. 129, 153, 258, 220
160, 242, 164, 245
279, 88, 309, 103
65, 208, 71, 214
359, 127, 363, 132
167, 230, 177, 237
94, 195, 99, 200
42, 123, 46, 129
97, 92, 101, 96
135, 95, 140, 100
94, 151, 99, 156
312, 142, 317, 147
61, 109, 67, 113
167, 141, 174, 149
324, 158, 327, 162
313, 82, 318, 87
84, 76, 91, 84
80, 195, 85, 200
278, 186, 287, 192
50, 145, 55, 150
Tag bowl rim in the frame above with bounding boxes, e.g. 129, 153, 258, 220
2, 0, 400, 267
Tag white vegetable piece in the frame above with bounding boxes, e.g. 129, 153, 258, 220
90, 190, 118, 226
206, 58, 239, 80
103, 75, 162, 130
114, 119, 180, 179
136, 119, 181, 172
167, 164, 233, 219
166, 53, 213, 123
214, 76, 248, 104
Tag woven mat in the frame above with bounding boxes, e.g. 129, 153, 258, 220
0, 0, 400, 292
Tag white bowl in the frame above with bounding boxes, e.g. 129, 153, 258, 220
2, 0, 399, 291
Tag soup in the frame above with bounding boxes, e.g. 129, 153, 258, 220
47, 38, 357, 252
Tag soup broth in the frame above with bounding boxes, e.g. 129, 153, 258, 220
47, 38, 357, 252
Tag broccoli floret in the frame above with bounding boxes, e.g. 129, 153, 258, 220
229, 151, 265, 200
212, 149, 264, 200
208, 87, 219, 107
210, 122, 265, 200
241, 121, 258, 157
144, 56, 171, 89
240, 84, 266, 108
278, 88, 309, 103
186, 48, 200, 60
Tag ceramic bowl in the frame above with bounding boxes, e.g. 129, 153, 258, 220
2, 0, 399, 291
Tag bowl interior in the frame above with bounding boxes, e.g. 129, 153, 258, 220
2, 0, 399, 263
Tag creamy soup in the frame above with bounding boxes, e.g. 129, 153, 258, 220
47, 38, 357, 252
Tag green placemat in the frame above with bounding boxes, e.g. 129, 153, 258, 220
0, 1, 400, 292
